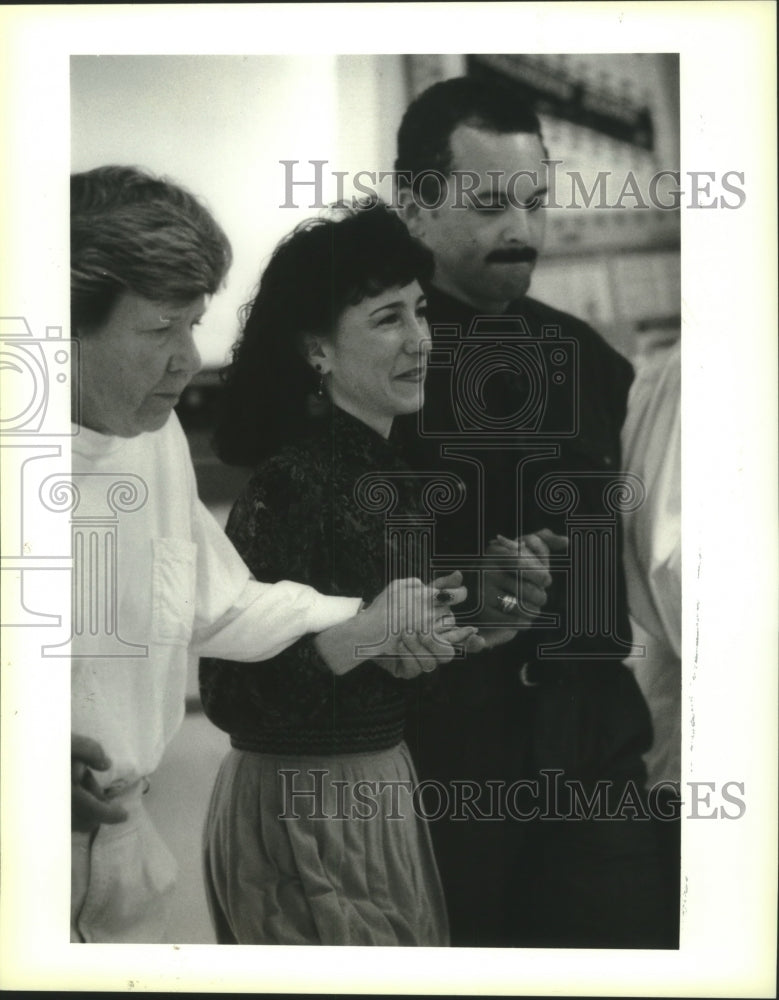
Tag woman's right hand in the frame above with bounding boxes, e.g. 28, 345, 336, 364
369, 574, 481, 678
314, 573, 479, 678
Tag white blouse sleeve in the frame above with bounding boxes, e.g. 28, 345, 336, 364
188, 480, 361, 662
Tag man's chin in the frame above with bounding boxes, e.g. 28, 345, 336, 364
467, 266, 533, 309
499, 269, 533, 300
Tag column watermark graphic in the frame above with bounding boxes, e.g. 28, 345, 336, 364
39, 473, 149, 658
535, 471, 645, 659
353, 469, 467, 657
0, 317, 149, 657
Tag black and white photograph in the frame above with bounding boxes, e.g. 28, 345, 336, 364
1, 3, 776, 996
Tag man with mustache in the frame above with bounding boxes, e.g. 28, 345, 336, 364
395, 77, 673, 948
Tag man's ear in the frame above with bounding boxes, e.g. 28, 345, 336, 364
397, 185, 426, 240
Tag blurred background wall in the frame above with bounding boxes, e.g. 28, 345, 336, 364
72, 53, 680, 371
71, 52, 680, 943
72, 50, 680, 518
72, 55, 407, 370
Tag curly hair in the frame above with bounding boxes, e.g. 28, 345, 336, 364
214, 200, 434, 466
70, 165, 232, 334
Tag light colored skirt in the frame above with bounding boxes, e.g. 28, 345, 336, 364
203, 742, 449, 946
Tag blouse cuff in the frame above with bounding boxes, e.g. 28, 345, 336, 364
302, 594, 362, 634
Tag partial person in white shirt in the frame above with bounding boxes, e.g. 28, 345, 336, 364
622, 329, 681, 789
621, 327, 681, 940
69, 165, 472, 943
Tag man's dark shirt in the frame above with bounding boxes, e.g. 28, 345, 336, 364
396, 285, 650, 785
395, 286, 669, 948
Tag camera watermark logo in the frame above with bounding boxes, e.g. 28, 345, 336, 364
419, 317, 578, 439
1, 318, 78, 629
0, 318, 77, 436
0, 316, 147, 654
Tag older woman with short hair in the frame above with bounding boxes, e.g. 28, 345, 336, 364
69, 168, 455, 944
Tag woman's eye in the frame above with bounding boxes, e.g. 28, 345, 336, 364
376, 313, 399, 326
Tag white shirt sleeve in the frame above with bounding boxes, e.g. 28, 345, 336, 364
622, 340, 681, 657
188, 484, 361, 662
644, 398, 681, 659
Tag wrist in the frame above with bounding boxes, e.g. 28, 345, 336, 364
314, 610, 366, 675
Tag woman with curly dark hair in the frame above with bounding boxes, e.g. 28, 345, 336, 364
200, 201, 484, 946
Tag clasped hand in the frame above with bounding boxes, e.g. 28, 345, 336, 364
380, 570, 486, 678
315, 570, 484, 679
480, 528, 569, 648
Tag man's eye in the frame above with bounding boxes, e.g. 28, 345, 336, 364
416, 305, 428, 320
376, 313, 399, 326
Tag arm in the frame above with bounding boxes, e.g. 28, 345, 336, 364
216, 473, 477, 677
315, 572, 482, 677
623, 343, 681, 657
189, 475, 361, 663
198, 455, 476, 737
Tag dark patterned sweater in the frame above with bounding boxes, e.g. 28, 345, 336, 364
199, 407, 428, 755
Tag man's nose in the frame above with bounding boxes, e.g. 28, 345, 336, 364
500, 203, 537, 244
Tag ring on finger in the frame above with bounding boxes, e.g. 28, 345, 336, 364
498, 593, 520, 615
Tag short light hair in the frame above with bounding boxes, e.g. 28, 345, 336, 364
70, 165, 232, 334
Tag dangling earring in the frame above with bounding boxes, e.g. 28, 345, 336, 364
307, 362, 328, 417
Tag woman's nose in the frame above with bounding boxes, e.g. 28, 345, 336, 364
168, 328, 202, 376
405, 316, 431, 354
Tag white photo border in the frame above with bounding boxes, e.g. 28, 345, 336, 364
1, 2, 777, 996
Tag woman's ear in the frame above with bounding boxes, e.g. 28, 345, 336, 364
301, 334, 330, 373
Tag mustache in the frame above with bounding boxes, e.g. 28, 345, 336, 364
485, 247, 538, 264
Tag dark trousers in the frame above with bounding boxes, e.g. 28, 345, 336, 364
408, 657, 680, 948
